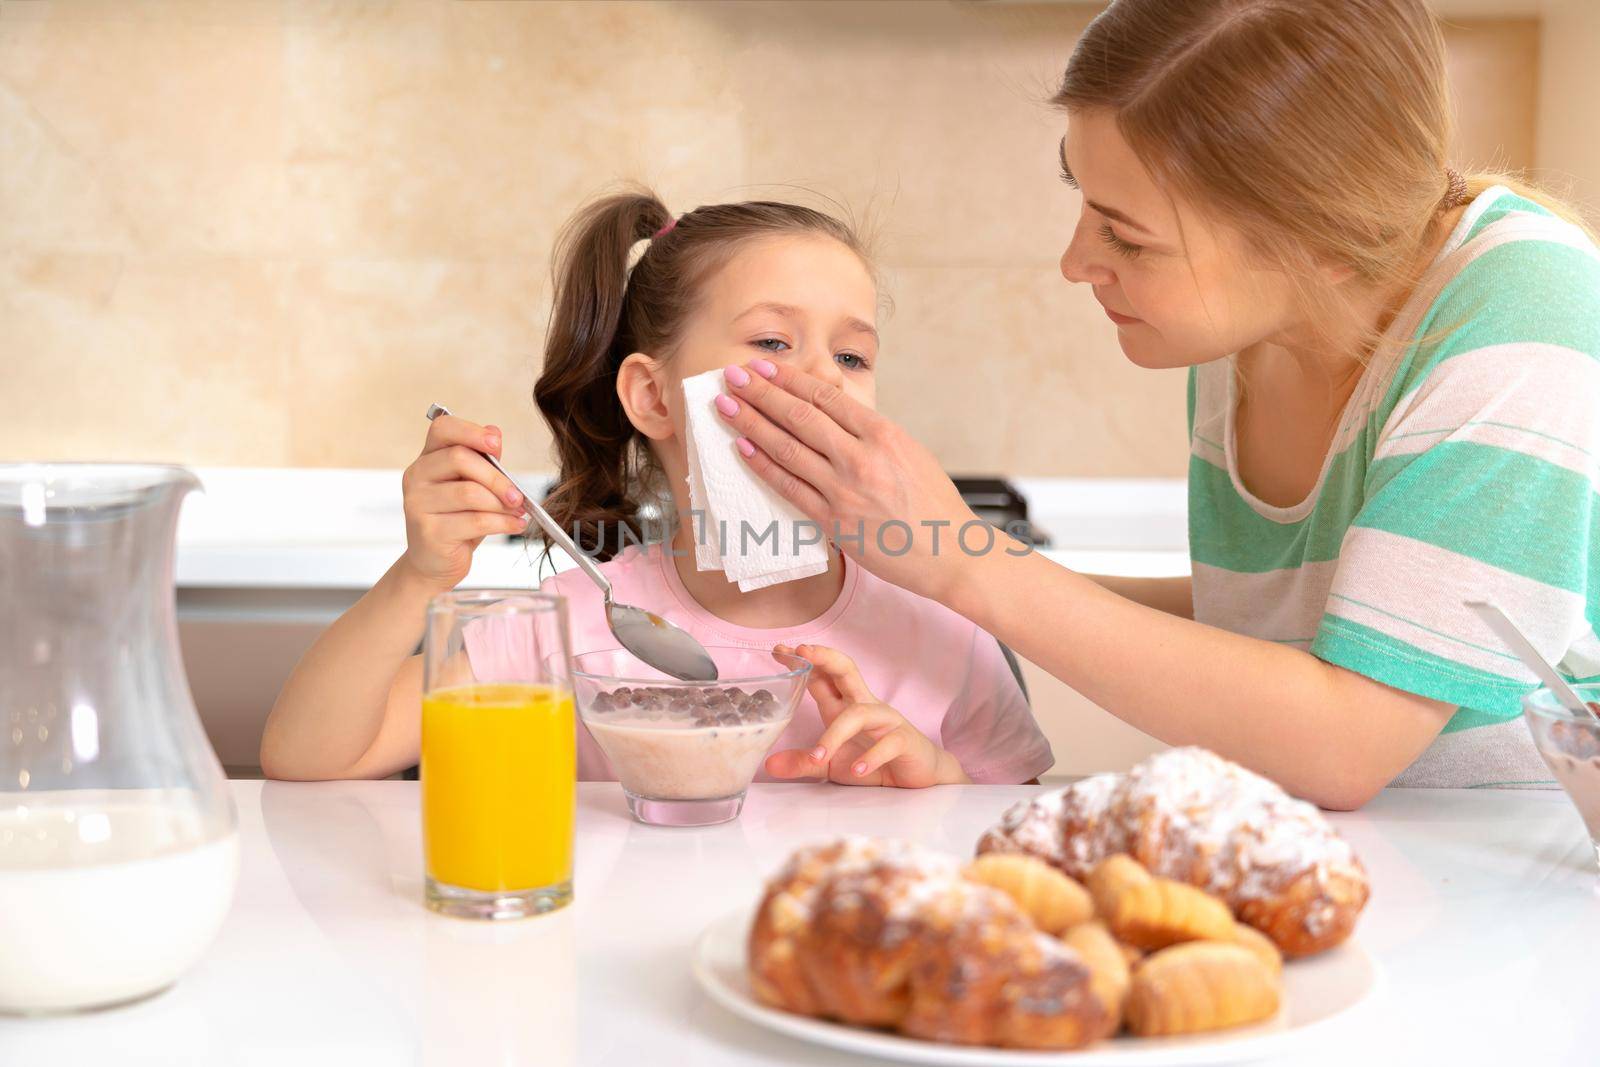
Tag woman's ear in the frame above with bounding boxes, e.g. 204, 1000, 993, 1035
617, 352, 675, 441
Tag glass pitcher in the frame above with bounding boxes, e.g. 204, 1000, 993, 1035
0, 463, 238, 1014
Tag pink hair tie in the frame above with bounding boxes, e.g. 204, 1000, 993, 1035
652, 217, 678, 240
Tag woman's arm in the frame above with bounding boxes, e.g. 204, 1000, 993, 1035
949, 548, 1452, 809
715, 361, 1449, 808
1082, 574, 1194, 618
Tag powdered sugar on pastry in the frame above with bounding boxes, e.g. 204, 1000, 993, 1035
1114, 748, 1362, 904
974, 748, 1370, 956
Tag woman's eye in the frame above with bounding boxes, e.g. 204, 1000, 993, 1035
1097, 223, 1143, 259
835, 352, 870, 371
752, 337, 790, 352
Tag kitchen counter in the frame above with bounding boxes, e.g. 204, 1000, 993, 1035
172, 468, 1193, 592
7, 781, 1597, 1065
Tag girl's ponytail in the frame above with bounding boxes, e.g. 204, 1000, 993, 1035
535, 191, 672, 561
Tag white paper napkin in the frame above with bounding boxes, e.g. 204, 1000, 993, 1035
681, 368, 830, 592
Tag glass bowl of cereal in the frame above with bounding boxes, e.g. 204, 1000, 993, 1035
571, 647, 810, 827
1525, 683, 1600, 871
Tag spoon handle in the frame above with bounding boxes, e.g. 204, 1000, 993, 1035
1463, 600, 1595, 718
426, 403, 613, 599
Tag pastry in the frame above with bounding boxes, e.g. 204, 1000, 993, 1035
1086, 853, 1151, 919
1061, 920, 1131, 1021
962, 853, 1092, 934
748, 837, 938, 1017
1125, 941, 1280, 1036
978, 748, 1370, 956
1107, 876, 1237, 951
901, 884, 1110, 1049
748, 838, 1109, 1050
1229, 922, 1284, 977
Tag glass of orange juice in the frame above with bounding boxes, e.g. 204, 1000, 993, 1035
421, 590, 574, 920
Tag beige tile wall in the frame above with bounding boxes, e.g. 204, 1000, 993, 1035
0, 1, 1542, 476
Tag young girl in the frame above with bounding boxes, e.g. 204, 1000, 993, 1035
260, 192, 1053, 787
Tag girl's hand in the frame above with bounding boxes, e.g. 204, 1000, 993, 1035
764, 644, 970, 788
716, 359, 1006, 604
398, 414, 530, 592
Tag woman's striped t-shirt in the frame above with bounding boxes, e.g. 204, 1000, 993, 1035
1188, 186, 1600, 789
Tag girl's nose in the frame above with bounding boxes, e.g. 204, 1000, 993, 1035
1060, 223, 1116, 287
801, 346, 846, 386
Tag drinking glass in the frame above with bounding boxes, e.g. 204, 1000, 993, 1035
421, 591, 573, 920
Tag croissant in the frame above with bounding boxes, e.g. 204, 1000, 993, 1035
1108, 876, 1237, 951
902, 889, 1110, 1049
1086, 853, 1151, 919
1060, 920, 1131, 1025
978, 748, 1369, 957
749, 838, 1110, 1050
748, 838, 920, 1017
1229, 922, 1284, 977
1125, 942, 1280, 1036
963, 853, 1092, 934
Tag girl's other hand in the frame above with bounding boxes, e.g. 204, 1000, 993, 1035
398, 414, 530, 592
763, 643, 970, 788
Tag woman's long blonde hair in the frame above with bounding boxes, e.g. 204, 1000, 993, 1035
1054, 0, 1591, 341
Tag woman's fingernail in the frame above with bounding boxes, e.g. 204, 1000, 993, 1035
723, 364, 751, 387
485, 434, 501, 451
506, 489, 522, 505
735, 437, 755, 458
811, 747, 828, 762
852, 761, 868, 777
715, 394, 739, 417
749, 358, 777, 379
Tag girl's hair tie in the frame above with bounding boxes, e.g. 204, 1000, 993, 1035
1441, 167, 1471, 209
652, 217, 678, 240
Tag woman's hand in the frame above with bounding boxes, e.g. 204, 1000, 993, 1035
398, 414, 530, 592
764, 644, 970, 788
717, 360, 1008, 604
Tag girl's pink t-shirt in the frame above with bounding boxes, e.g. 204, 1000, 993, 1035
463, 543, 1052, 784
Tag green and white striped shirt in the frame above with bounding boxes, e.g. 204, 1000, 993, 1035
1188, 186, 1600, 789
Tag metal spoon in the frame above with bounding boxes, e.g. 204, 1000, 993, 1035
1464, 600, 1598, 721
427, 403, 718, 682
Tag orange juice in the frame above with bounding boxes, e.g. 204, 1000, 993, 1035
421, 683, 575, 893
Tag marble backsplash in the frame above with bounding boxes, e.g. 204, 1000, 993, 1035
0, 1, 1541, 476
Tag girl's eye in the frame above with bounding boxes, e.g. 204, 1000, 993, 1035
1059, 164, 1079, 189
835, 352, 870, 371
1097, 223, 1143, 259
752, 337, 790, 353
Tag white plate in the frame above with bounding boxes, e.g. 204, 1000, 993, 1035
691, 910, 1380, 1066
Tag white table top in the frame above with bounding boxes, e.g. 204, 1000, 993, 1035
7, 780, 1598, 1066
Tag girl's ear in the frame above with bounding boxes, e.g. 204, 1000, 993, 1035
617, 352, 674, 441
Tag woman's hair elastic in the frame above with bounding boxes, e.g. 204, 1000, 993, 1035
652, 217, 678, 240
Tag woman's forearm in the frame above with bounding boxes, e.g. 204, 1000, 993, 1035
259, 558, 435, 780
946, 550, 1450, 808
1081, 573, 1194, 618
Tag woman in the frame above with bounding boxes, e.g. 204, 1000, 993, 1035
710, 0, 1600, 808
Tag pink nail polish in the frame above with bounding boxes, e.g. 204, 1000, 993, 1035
485, 434, 501, 451
506, 489, 522, 505
810, 746, 827, 762
852, 761, 868, 776
723, 364, 750, 387
714, 394, 738, 417
749, 358, 777, 379
735, 437, 755, 458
